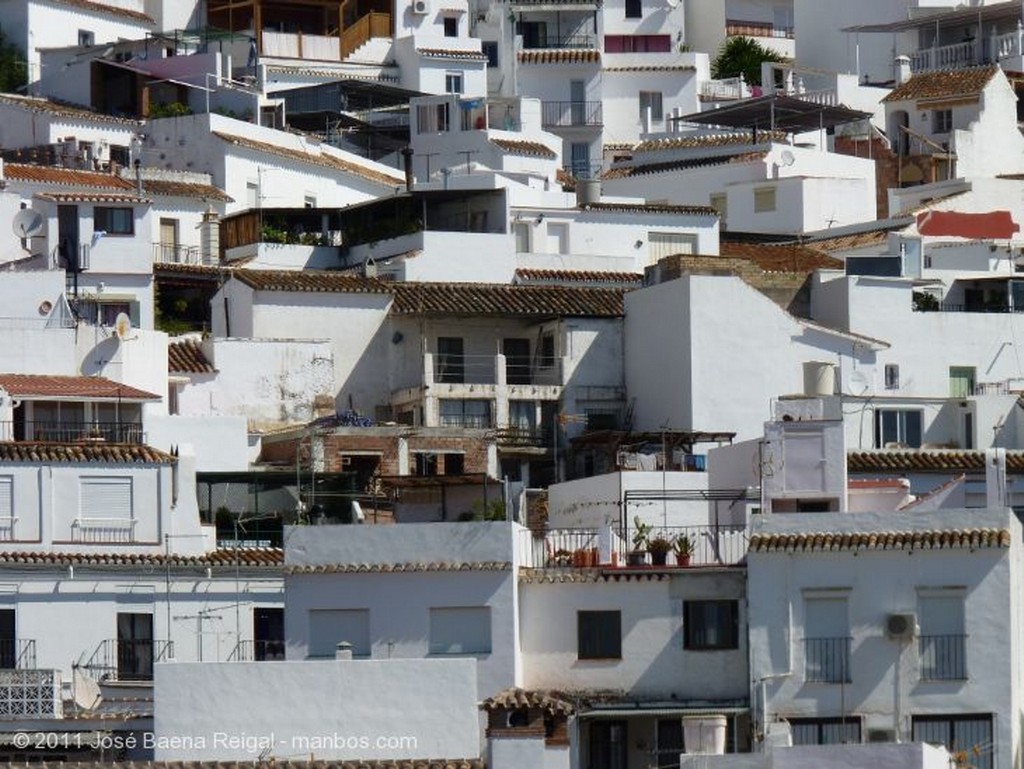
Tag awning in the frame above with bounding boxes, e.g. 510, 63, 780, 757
581, 706, 749, 719
674, 95, 871, 134
842, 1, 1021, 33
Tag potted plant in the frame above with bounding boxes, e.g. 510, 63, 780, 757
648, 534, 673, 566
628, 516, 651, 566
674, 534, 695, 567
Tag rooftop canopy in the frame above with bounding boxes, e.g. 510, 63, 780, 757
842, 0, 1022, 33
674, 94, 872, 134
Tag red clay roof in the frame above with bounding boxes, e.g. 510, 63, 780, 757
602, 150, 768, 179
581, 201, 718, 217
212, 131, 404, 188
749, 528, 1010, 553
0, 93, 143, 125
634, 131, 787, 153
514, 268, 643, 286
849, 449, 1024, 472
0, 442, 173, 464
0, 548, 282, 568
5, 164, 136, 189
0, 374, 160, 401
141, 178, 233, 202
287, 561, 512, 574
35, 192, 149, 204
917, 209, 1020, 239
168, 339, 216, 374
417, 47, 488, 60
491, 138, 557, 158
519, 50, 601, 64
232, 271, 391, 293
883, 64, 998, 103
50, 0, 154, 23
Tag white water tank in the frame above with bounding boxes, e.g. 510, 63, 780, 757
802, 361, 836, 396
683, 714, 727, 755
576, 179, 601, 206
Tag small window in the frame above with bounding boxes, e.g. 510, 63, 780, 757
94, 207, 134, 235
246, 181, 259, 209
754, 187, 777, 213
790, 717, 861, 746
709, 193, 728, 227
445, 71, 464, 94
414, 453, 438, 476
482, 41, 499, 67
625, 0, 642, 18
303, 195, 316, 209
443, 17, 458, 37
78, 30, 95, 47
514, 222, 531, 252
307, 608, 370, 658
933, 109, 953, 133
429, 607, 491, 654
578, 610, 621, 659
884, 364, 900, 390
684, 600, 739, 650
949, 366, 976, 398
638, 90, 663, 122
875, 409, 923, 448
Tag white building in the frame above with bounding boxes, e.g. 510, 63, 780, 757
685, 0, 795, 61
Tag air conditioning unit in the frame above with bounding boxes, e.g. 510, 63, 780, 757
885, 612, 918, 640
867, 729, 897, 743
412, 0, 429, 13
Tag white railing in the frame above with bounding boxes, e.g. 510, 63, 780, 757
72, 518, 137, 543
993, 27, 1023, 61
910, 40, 977, 73
0, 517, 18, 542
701, 77, 748, 100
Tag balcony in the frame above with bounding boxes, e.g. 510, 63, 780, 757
541, 100, 602, 128
562, 162, 604, 181
919, 634, 967, 681
908, 27, 1023, 74
340, 12, 392, 59
72, 517, 138, 544
804, 637, 851, 683
519, 524, 749, 569
0, 639, 36, 670
228, 639, 286, 662
0, 420, 144, 444
725, 19, 794, 39
522, 34, 597, 50
82, 639, 174, 682
153, 242, 203, 266
0, 668, 61, 719
429, 353, 565, 389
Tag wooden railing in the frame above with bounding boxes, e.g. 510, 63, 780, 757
341, 12, 392, 59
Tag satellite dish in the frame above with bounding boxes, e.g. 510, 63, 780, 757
114, 312, 132, 341
779, 150, 796, 167
12, 209, 44, 239
666, 0, 680, 6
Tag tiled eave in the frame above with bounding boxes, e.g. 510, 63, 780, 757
748, 528, 1011, 553
0, 548, 283, 568
286, 561, 512, 574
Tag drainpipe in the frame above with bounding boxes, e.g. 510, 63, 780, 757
401, 146, 415, 192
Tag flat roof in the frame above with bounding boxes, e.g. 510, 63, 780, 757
674, 94, 872, 133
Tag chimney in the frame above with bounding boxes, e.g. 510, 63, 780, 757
199, 206, 220, 265
894, 55, 912, 86
401, 146, 415, 192
134, 159, 143, 196
335, 641, 354, 660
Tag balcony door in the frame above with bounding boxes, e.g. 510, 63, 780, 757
437, 337, 465, 383
159, 218, 179, 263
253, 607, 285, 661
117, 612, 153, 681
588, 720, 627, 769
503, 338, 531, 385
0, 609, 15, 669
570, 80, 586, 125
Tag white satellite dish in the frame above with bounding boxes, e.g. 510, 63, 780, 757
779, 150, 796, 167
114, 312, 132, 341
12, 208, 44, 239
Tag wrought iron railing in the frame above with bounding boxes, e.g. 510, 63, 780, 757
541, 100, 603, 127
0, 420, 144, 444
0, 639, 36, 670
919, 634, 967, 681
804, 636, 851, 683
228, 639, 287, 662
81, 639, 174, 682
522, 34, 596, 50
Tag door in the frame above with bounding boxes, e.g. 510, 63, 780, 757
117, 612, 154, 681
0, 609, 14, 669
253, 607, 285, 661
437, 337, 465, 383
159, 218, 179, 263
57, 205, 80, 270
570, 79, 586, 125
503, 338, 532, 384
588, 720, 627, 769
570, 142, 591, 179
520, 21, 547, 48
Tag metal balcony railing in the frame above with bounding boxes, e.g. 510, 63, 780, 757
804, 637, 851, 683
541, 100, 603, 127
0, 639, 36, 670
919, 634, 967, 681
522, 34, 596, 50
228, 639, 286, 662
152, 242, 201, 265
0, 420, 144, 444
82, 639, 174, 682
563, 162, 603, 180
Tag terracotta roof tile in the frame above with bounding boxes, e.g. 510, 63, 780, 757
749, 528, 1011, 553
883, 64, 998, 103
483, 687, 575, 715
602, 150, 767, 179
233, 271, 391, 293
390, 283, 625, 317
35, 192, 150, 204
5, 164, 136, 189
0, 548, 283, 568
580, 201, 718, 217
153, 262, 226, 278
634, 131, 788, 153
213, 131, 404, 188
849, 449, 1024, 473
490, 138, 557, 158
518, 568, 671, 583
417, 47, 488, 60
168, 339, 215, 374
719, 241, 844, 271
141, 178, 233, 202
518, 49, 601, 64
514, 268, 643, 286
603, 65, 696, 72
0, 442, 174, 464
286, 561, 512, 574
0, 374, 159, 401
0, 94, 143, 125
49, 0, 154, 23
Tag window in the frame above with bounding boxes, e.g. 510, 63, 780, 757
443, 452, 465, 475
80, 476, 133, 520
439, 399, 492, 428
804, 595, 850, 683
0, 610, 14, 669
514, 222, 531, 252
655, 719, 683, 768
482, 41, 499, 67
790, 717, 861, 746
0, 476, 12, 523
539, 333, 556, 368
437, 337, 464, 383
94, 207, 134, 235
639, 90, 663, 122
625, 0, 642, 18
307, 608, 370, 658
933, 109, 953, 133
578, 610, 621, 659
684, 600, 739, 650
754, 187, 777, 213
709, 193, 727, 228
429, 607, 491, 654
503, 338, 532, 384
509, 400, 537, 430
78, 30, 95, 47
414, 452, 438, 476
303, 195, 316, 209
949, 366, 976, 398
918, 591, 967, 681
570, 142, 592, 179
912, 715, 992, 769
875, 409, 923, 448
648, 231, 696, 263
416, 102, 451, 133
443, 17, 458, 37
604, 34, 671, 52
884, 363, 900, 390
246, 181, 259, 209
116, 612, 153, 681
445, 71, 464, 94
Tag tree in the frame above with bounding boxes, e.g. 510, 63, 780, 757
0, 29, 27, 93
711, 36, 786, 87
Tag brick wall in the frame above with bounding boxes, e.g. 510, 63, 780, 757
835, 135, 941, 220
